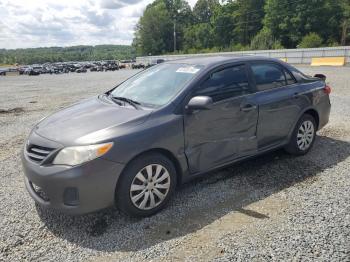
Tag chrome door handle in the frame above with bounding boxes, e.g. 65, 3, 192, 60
241, 104, 257, 112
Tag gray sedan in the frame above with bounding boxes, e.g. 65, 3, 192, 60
22, 56, 331, 217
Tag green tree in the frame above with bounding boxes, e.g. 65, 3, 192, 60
233, 0, 265, 46
133, 0, 173, 55
183, 23, 214, 51
133, 0, 192, 55
340, 0, 350, 45
264, 0, 343, 48
211, 1, 238, 49
298, 33, 323, 48
250, 28, 283, 50
183, 0, 219, 51
131, 0, 349, 55
0, 45, 134, 65
263, 0, 286, 45
193, 0, 220, 23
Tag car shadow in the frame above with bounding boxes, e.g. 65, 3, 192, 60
36, 135, 350, 252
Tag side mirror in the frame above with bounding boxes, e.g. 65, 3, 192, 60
186, 96, 213, 112
314, 74, 326, 81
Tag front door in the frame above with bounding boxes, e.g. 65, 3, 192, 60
184, 64, 259, 174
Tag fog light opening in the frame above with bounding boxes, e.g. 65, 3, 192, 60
63, 187, 79, 206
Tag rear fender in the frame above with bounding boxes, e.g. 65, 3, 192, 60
287, 107, 319, 140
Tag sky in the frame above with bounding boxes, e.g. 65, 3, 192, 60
0, 0, 197, 49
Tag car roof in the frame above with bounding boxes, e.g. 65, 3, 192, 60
167, 55, 283, 67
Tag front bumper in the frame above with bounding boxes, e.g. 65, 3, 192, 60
22, 149, 124, 215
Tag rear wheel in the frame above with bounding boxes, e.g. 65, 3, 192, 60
285, 114, 317, 155
116, 153, 177, 217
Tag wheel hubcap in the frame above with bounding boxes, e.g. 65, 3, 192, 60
297, 120, 315, 150
130, 164, 171, 210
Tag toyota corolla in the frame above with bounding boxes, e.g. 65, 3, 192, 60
22, 56, 331, 217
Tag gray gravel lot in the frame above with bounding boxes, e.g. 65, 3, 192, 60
0, 67, 349, 261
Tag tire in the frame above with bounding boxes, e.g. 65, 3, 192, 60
285, 114, 317, 155
115, 153, 177, 217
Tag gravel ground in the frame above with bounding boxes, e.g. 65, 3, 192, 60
0, 67, 349, 261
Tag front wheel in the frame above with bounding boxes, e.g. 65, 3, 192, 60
285, 114, 317, 155
116, 153, 177, 217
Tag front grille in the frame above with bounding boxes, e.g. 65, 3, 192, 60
30, 181, 50, 201
26, 144, 54, 163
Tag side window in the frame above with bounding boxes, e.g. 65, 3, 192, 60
251, 63, 287, 91
284, 69, 297, 85
195, 65, 251, 102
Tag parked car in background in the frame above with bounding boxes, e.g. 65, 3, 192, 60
76, 67, 87, 73
19, 66, 29, 75
90, 66, 103, 72
22, 56, 331, 217
32, 65, 44, 74
1, 59, 136, 77
24, 67, 40, 75
132, 63, 145, 69
105, 64, 119, 71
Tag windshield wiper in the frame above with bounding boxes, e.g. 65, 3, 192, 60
110, 95, 141, 109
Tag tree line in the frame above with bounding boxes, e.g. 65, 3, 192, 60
132, 0, 350, 56
0, 45, 134, 65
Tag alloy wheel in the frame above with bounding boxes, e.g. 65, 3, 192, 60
297, 120, 315, 151
129, 164, 171, 210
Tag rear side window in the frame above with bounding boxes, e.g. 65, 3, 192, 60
285, 69, 297, 85
251, 63, 287, 91
195, 65, 251, 102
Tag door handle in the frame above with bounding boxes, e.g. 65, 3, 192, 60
240, 104, 257, 112
293, 92, 300, 99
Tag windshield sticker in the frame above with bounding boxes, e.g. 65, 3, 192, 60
176, 66, 200, 74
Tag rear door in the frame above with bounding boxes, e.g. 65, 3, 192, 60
248, 61, 302, 149
184, 63, 259, 174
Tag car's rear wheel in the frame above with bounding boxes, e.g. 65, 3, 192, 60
116, 153, 177, 217
285, 114, 317, 155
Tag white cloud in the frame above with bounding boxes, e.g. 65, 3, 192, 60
0, 0, 162, 49
100, 0, 144, 9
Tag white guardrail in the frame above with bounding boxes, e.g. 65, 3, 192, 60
136, 46, 350, 65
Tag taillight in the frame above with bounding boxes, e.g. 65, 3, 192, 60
324, 85, 331, 94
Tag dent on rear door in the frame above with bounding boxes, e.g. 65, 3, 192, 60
256, 85, 307, 148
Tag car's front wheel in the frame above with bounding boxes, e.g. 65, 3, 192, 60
116, 153, 177, 217
285, 114, 317, 155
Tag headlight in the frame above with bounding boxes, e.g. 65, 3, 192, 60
53, 142, 113, 166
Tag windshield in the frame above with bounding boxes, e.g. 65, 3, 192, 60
110, 63, 203, 107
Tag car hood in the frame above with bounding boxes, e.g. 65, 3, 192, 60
35, 96, 152, 145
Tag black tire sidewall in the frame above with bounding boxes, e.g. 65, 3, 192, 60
116, 153, 177, 217
286, 114, 317, 155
